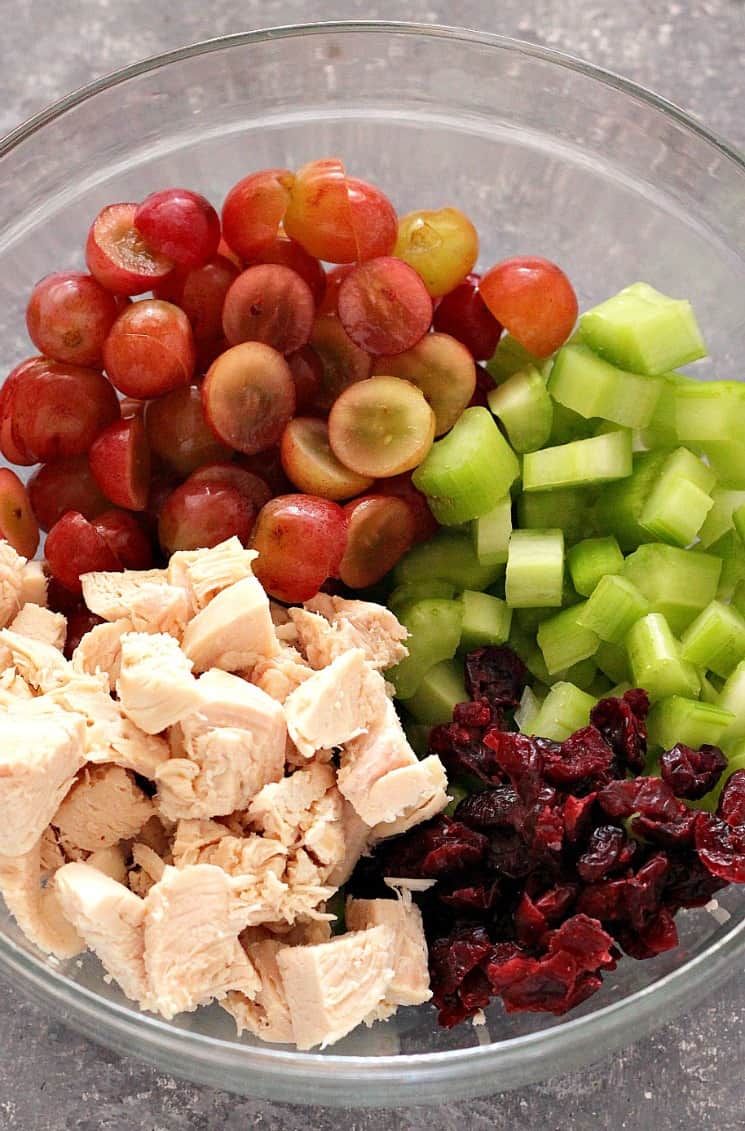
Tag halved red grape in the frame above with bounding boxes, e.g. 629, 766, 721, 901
337, 257, 433, 355
346, 176, 398, 262
12, 360, 120, 463
134, 189, 220, 269
201, 342, 295, 455
217, 237, 243, 269
103, 299, 196, 398
158, 480, 255, 554
479, 257, 578, 358
28, 455, 109, 531
221, 169, 294, 261
145, 385, 231, 477
251, 494, 348, 602
372, 331, 476, 435
373, 472, 439, 544
280, 417, 373, 501
89, 416, 151, 511
247, 236, 326, 306
283, 159, 356, 263
309, 314, 372, 412
328, 376, 436, 477
0, 358, 42, 465
222, 264, 315, 354
287, 346, 324, 414
0, 469, 39, 558
433, 273, 503, 360
85, 203, 174, 295
93, 509, 153, 570
318, 265, 354, 316
45, 511, 122, 594
154, 254, 240, 349
339, 495, 416, 588
235, 448, 293, 496
394, 207, 479, 297
186, 463, 272, 511
26, 272, 120, 367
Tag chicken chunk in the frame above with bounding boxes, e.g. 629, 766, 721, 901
156, 670, 286, 820
0, 702, 86, 855
0, 541, 26, 628
117, 632, 200, 734
277, 926, 395, 1049
55, 862, 149, 1005
0, 629, 71, 692
40, 825, 66, 877
223, 938, 294, 1044
283, 649, 379, 758
9, 604, 66, 650
346, 893, 431, 1008
123, 583, 192, 639
143, 864, 260, 1019
0, 666, 33, 706
52, 765, 154, 854
181, 576, 279, 673
127, 843, 167, 897
371, 756, 449, 839
301, 595, 409, 670
0, 838, 83, 958
168, 538, 259, 612
248, 761, 344, 882
72, 618, 132, 690
327, 798, 372, 888
20, 561, 48, 608
86, 844, 129, 885
81, 568, 169, 621
250, 645, 312, 704
337, 690, 419, 825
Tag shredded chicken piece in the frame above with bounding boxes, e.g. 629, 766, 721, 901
72, 618, 132, 691
223, 938, 295, 1044
52, 765, 153, 854
20, 561, 48, 608
250, 645, 312, 704
86, 844, 129, 885
0, 838, 83, 957
9, 603, 66, 650
283, 649, 379, 758
300, 595, 409, 670
81, 569, 169, 621
0, 542, 26, 628
0, 628, 71, 692
168, 538, 258, 612
346, 892, 431, 1008
182, 576, 280, 673
117, 632, 199, 734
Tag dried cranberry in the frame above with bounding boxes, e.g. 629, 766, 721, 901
542, 726, 614, 789
429, 925, 493, 999
464, 645, 528, 708
430, 721, 505, 784
563, 793, 598, 843
616, 907, 679, 959
597, 776, 681, 821
523, 795, 565, 855
660, 743, 727, 801
577, 825, 627, 883
534, 884, 578, 923
695, 811, 745, 883
483, 730, 548, 803
590, 690, 649, 772
631, 809, 697, 849
624, 852, 670, 930
452, 698, 498, 728
514, 892, 549, 946
487, 948, 584, 1015
439, 878, 501, 914
454, 785, 523, 830
377, 815, 488, 879
546, 914, 615, 972
717, 770, 745, 828
487, 831, 536, 878
458, 967, 493, 1013
663, 851, 727, 910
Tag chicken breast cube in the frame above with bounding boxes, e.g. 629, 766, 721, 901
327, 799, 372, 888
72, 618, 132, 691
117, 632, 200, 734
250, 645, 312, 704
284, 649, 379, 758
0, 628, 71, 692
81, 569, 169, 621
181, 576, 279, 674
0, 837, 83, 958
223, 938, 295, 1044
143, 864, 260, 1019
0, 541, 26, 628
277, 925, 395, 1049
123, 582, 192, 639
346, 893, 431, 1008
10, 604, 66, 650
371, 756, 449, 839
52, 765, 154, 854
86, 844, 129, 885
55, 862, 150, 1005
0, 703, 86, 855
296, 596, 409, 671
0, 666, 33, 706
20, 561, 48, 608
169, 538, 259, 611
248, 762, 342, 868
337, 691, 418, 825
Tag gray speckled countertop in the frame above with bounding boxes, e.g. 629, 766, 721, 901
3, 2, 745, 1128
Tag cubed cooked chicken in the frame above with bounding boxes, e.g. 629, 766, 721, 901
19, 561, 48, 608
0, 542, 27, 628
346, 893, 431, 1008
168, 538, 259, 612
52, 765, 154, 854
81, 569, 169, 620
182, 576, 279, 673
117, 632, 200, 734
9, 603, 66, 650
223, 937, 295, 1044
327, 798, 372, 888
283, 649, 379, 758
86, 844, 129, 885
370, 757, 449, 839
250, 645, 312, 704
294, 595, 409, 671
72, 618, 132, 690
0, 628, 71, 692
0, 838, 83, 958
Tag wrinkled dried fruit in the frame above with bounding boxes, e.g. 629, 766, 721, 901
717, 769, 745, 828
464, 645, 528, 707
591, 690, 649, 772
660, 743, 727, 801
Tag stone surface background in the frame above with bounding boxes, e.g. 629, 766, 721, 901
2, 2, 745, 1127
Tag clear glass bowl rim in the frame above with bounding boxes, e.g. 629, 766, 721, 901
2, 20, 745, 1105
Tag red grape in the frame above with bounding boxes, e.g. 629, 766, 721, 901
432, 273, 503, 360
0, 469, 39, 558
222, 264, 315, 354
221, 169, 294, 261
372, 472, 438, 544
186, 463, 272, 511
145, 385, 231, 477
283, 159, 354, 263
26, 272, 120, 367
372, 331, 476, 435
28, 455, 109, 532
235, 448, 293, 496
11, 359, 120, 463
287, 345, 323, 414
158, 480, 254, 554
103, 299, 196, 397
345, 176, 398, 262
251, 494, 348, 603
154, 254, 240, 350
89, 416, 151, 511
134, 188, 220, 269
309, 314, 372, 413
93, 509, 153, 569
280, 417, 373, 501
337, 257, 433, 355
339, 495, 415, 588
45, 511, 122, 594
479, 256, 578, 358
201, 342, 295, 455
247, 236, 326, 306
86, 203, 174, 295
0, 358, 42, 465
394, 207, 478, 297
318, 265, 354, 316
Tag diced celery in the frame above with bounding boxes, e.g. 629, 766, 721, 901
413, 407, 520, 525
563, 657, 598, 692
486, 335, 547, 383
592, 450, 669, 551
595, 640, 631, 684
406, 659, 467, 725
470, 496, 512, 566
699, 672, 724, 704
638, 372, 689, 450
698, 489, 745, 549
680, 600, 745, 679
717, 661, 745, 745
549, 401, 596, 445
394, 530, 504, 591
567, 536, 624, 597
579, 282, 707, 375
697, 741, 745, 812
507, 621, 536, 664
706, 442, 745, 489
517, 487, 593, 545
638, 446, 715, 546
487, 365, 553, 453
514, 605, 555, 633
647, 695, 735, 751
548, 343, 663, 429
588, 673, 614, 698
576, 574, 649, 643
525, 647, 552, 685
505, 529, 564, 608
537, 602, 599, 675
460, 590, 513, 650
387, 598, 463, 699
388, 579, 456, 617
529, 682, 596, 741
675, 381, 745, 487
522, 430, 632, 492
622, 544, 722, 634
706, 531, 745, 602
606, 681, 632, 698
626, 612, 700, 702
733, 502, 745, 547
515, 685, 544, 735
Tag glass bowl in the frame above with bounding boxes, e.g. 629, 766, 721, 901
2, 21, 745, 1109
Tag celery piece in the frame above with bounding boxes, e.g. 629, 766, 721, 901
579, 282, 707, 376
406, 659, 467, 726
638, 446, 715, 547
529, 682, 596, 741
592, 450, 669, 551
470, 496, 512, 567
698, 489, 745, 549
563, 657, 599, 692
459, 590, 512, 650
388, 580, 456, 617
699, 672, 724, 705
706, 530, 745, 602
733, 581, 745, 620
387, 598, 463, 699
680, 600, 745, 679
704, 442, 745, 489
675, 380, 745, 446
393, 530, 504, 591
622, 543, 722, 634
638, 372, 690, 450
626, 612, 700, 702
486, 334, 545, 383
537, 602, 599, 675
514, 605, 555, 633
606, 680, 632, 698
567, 536, 624, 597
517, 487, 594, 545
595, 640, 631, 684
505, 529, 564, 609
525, 647, 552, 685
717, 661, 745, 745
647, 695, 735, 751
522, 430, 632, 493
487, 365, 553, 453
413, 407, 520, 525
515, 686, 544, 735
577, 574, 649, 644
733, 502, 745, 547
548, 343, 663, 429
444, 781, 471, 817
549, 401, 597, 445
697, 741, 745, 812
